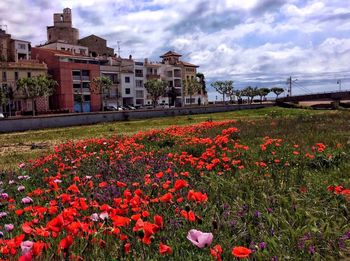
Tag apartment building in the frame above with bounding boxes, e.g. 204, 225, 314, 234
31, 48, 100, 112
0, 28, 48, 115
99, 56, 134, 107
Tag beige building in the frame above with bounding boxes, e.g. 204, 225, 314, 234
79, 35, 114, 57
99, 56, 134, 107
0, 28, 48, 115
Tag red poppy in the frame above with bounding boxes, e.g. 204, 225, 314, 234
58, 235, 73, 250
174, 179, 189, 191
159, 193, 173, 202
232, 246, 252, 258
210, 244, 223, 261
159, 242, 172, 255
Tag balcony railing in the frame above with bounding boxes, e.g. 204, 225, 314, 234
146, 74, 161, 80
135, 73, 144, 77
72, 75, 81, 81
81, 76, 90, 81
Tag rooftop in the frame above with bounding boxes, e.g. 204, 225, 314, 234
160, 51, 182, 58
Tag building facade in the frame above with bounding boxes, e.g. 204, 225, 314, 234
0, 28, 48, 115
31, 48, 101, 113
79, 35, 114, 57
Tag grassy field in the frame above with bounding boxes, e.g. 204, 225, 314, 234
1, 106, 350, 260
0, 107, 335, 171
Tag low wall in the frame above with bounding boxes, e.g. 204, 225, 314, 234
0, 103, 274, 133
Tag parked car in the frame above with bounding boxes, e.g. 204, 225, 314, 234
124, 104, 136, 110
0, 112, 4, 119
104, 105, 123, 111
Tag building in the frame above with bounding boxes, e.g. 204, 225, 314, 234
79, 35, 114, 57
159, 51, 208, 106
47, 8, 79, 45
38, 41, 88, 56
31, 48, 101, 113
99, 56, 134, 107
0, 28, 48, 115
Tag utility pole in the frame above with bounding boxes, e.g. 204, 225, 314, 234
117, 41, 121, 57
286, 76, 297, 96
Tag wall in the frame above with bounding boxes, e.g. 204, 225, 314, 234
0, 104, 274, 133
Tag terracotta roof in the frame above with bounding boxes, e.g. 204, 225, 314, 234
178, 61, 199, 68
32, 47, 91, 58
160, 51, 182, 58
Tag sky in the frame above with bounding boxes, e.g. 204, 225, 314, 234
1, 0, 350, 100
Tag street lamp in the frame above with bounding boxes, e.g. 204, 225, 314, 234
337, 80, 342, 91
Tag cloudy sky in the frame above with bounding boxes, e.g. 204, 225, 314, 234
1, 0, 350, 100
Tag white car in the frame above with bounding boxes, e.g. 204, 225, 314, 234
0, 113, 5, 119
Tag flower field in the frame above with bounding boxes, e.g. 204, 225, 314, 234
1, 111, 350, 260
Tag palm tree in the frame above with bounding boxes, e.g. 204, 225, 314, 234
91, 76, 113, 111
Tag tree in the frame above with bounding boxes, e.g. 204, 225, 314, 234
224, 81, 234, 103
196, 72, 207, 95
211, 80, 233, 103
183, 78, 202, 106
0, 86, 7, 112
17, 75, 57, 116
270, 87, 285, 99
241, 86, 258, 104
257, 88, 270, 103
144, 79, 167, 108
0, 85, 14, 115
91, 76, 113, 111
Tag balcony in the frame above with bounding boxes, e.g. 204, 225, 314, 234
72, 75, 81, 81
135, 73, 144, 78
174, 70, 181, 78
81, 76, 90, 81
146, 74, 161, 80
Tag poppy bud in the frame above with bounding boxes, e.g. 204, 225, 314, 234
212, 220, 218, 230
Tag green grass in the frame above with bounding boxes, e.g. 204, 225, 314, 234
0, 107, 341, 171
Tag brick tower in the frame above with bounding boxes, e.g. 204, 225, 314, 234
47, 8, 79, 44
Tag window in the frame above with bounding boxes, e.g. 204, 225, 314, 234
186, 98, 196, 104
2, 72, 7, 81
112, 74, 118, 84
27, 72, 31, 78
167, 71, 173, 77
125, 88, 131, 95
73, 83, 81, 90
15, 72, 19, 81
135, 69, 143, 77
125, 76, 130, 83
136, 90, 143, 98
136, 80, 143, 88
18, 43, 26, 49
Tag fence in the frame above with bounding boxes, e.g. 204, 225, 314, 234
0, 103, 274, 133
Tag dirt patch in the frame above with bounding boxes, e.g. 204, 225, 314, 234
0, 142, 54, 156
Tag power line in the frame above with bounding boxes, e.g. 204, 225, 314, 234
293, 81, 312, 94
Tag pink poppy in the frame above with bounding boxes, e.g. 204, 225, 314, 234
21, 197, 33, 204
187, 229, 213, 248
21, 240, 34, 254
5, 224, 14, 232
